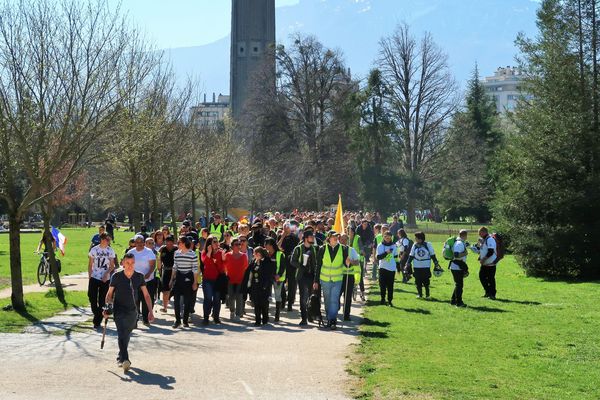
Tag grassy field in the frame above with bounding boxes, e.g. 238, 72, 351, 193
351, 234, 600, 400
0, 289, 89, 333
0, 228, 133, 290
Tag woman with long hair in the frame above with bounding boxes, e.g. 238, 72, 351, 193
201, 235, 225, 325
169, 236, 198, 328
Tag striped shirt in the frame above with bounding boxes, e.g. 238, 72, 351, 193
173, 250, 198, 274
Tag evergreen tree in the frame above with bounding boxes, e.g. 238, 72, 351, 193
435, 65, 501, 222
494, 0, 600, 278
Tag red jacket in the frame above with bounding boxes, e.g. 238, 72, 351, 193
224, 252, 248, 284
201, 249, 225, 281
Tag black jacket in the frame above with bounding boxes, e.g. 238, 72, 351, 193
249, 258, 275, 297
290, 243, 318, 281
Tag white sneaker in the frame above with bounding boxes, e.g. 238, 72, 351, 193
122, 360, 131, 372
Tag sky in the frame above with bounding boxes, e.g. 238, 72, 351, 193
108, 0, 300, 49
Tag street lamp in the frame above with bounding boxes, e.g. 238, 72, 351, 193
88, 193, 94, 227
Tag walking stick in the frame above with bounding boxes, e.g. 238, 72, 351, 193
340, 262, 352, 329
100, 317, 108, 349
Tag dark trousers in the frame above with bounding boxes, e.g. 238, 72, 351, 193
137, 279, 155, 323
413, 268, 431, 296
298, 274, 313, 321
286, 266, 298, 308
173, 272, 195, 323
378, 269, 395, 302
451, 269, 465, 304
479, 265, 497, 297
88, 278, 109, 326
114, 311, 137, 362
359, 259, 365, 293
202, 280, 221, 320
253, 292, 269, 324
340, 274, 355, 318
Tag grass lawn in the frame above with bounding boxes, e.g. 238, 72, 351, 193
351, 234, 600, 400
0, 289, 89, 333
0, 228, 133, 290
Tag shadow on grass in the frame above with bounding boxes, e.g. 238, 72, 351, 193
360, 330, 388, 339
468, 305, 509, 313
362, 318, 390, 328
15, 308, 39, 324
493, 298, 542, 306
395, 307, 432, 315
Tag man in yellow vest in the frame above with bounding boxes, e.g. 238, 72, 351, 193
314, 230, 351, 330
209, 214, 225, 241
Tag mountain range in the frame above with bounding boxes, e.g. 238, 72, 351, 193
166, 0, 540, 97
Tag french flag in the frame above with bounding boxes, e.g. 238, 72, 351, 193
51, 226, 67, 256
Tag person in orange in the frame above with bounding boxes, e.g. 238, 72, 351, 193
223, 238, 249, 321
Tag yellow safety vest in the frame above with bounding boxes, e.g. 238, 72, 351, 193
275, 251, 286, 281
210, 223, 223, 241
321, 245, 345, 282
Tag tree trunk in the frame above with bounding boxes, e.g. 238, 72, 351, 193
406, 183, 417, 228
191, 187, 197, 223
8, 213, 25, 311
131, 168, 141, 233
167, 176, 178, 239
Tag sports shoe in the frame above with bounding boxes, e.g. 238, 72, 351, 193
122, 360, 131, 372
360, 292, 366, 301
213, 317, 221, 324
183, 322, 190, 328
330, 320, 337, 330
388, 301, 393, 307
416, 295, 422, 299
456, 303, 468, 308
489, 296, 496, 300
117, 361, 123, 367
425, 296, 431, 300
172, 321, 181, 329
254, 322, 261, 326
202, 317, 209, 326
343, 316, 351, 322
299, 319, 308, 326
380, 299, 386, 305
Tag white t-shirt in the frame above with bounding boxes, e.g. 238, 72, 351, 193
479, 235, 497, 266
397, 237, 410, 253
450, 239, 467, 271
89, 245, 116, 281
349, 246, 360, 262
409, 242, 435, 268
128, 247, 157, 282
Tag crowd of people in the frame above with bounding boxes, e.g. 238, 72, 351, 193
86, 211, 501, 371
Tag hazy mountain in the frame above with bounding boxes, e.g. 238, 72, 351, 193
168, 0, 540, 96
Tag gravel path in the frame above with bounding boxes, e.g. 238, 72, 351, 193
0, 290, 363, 400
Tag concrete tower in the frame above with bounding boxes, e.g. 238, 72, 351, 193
230, 0, 276, 121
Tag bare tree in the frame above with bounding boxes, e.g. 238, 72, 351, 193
0, 0, 154, 309
377, 24, 459, 227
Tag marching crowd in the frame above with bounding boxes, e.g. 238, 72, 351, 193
87, 211, 502, 371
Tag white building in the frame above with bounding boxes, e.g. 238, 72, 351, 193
191, 93, 230, 127
482, 66, 526, 113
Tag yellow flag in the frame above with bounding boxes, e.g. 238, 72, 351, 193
333, 194, 345, 234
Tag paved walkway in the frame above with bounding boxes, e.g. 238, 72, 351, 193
0, 272, 90, 299
0, 287, 364, 400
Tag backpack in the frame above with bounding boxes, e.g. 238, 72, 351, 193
443, 237, 457, 260
491, 233, 504, 262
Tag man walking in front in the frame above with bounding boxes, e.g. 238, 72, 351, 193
128, 235, 156, 326
103, 253, 154, 372
290, 230, 318, 326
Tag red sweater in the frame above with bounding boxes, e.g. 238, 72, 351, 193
224, 252, 249, 284
201, 249, 225, 281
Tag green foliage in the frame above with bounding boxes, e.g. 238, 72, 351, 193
352, 237, 600, 399
494, 0, 600, 278
348, 69, 405, 215
435, 66, 502, 222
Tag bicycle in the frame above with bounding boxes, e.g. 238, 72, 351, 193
35, 251, 54, 286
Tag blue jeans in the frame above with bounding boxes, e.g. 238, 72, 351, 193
320, 280, 343, 321
202, 280, 221, 319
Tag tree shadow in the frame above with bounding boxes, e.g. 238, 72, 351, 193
468, 305, 509, 313
108, 368, 176, 390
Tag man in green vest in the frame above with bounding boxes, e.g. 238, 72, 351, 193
209, 214, 225, 241
314, 230, 350, 330
339, 232, 361, 322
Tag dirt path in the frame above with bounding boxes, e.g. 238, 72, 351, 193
0, 290, 363, 400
